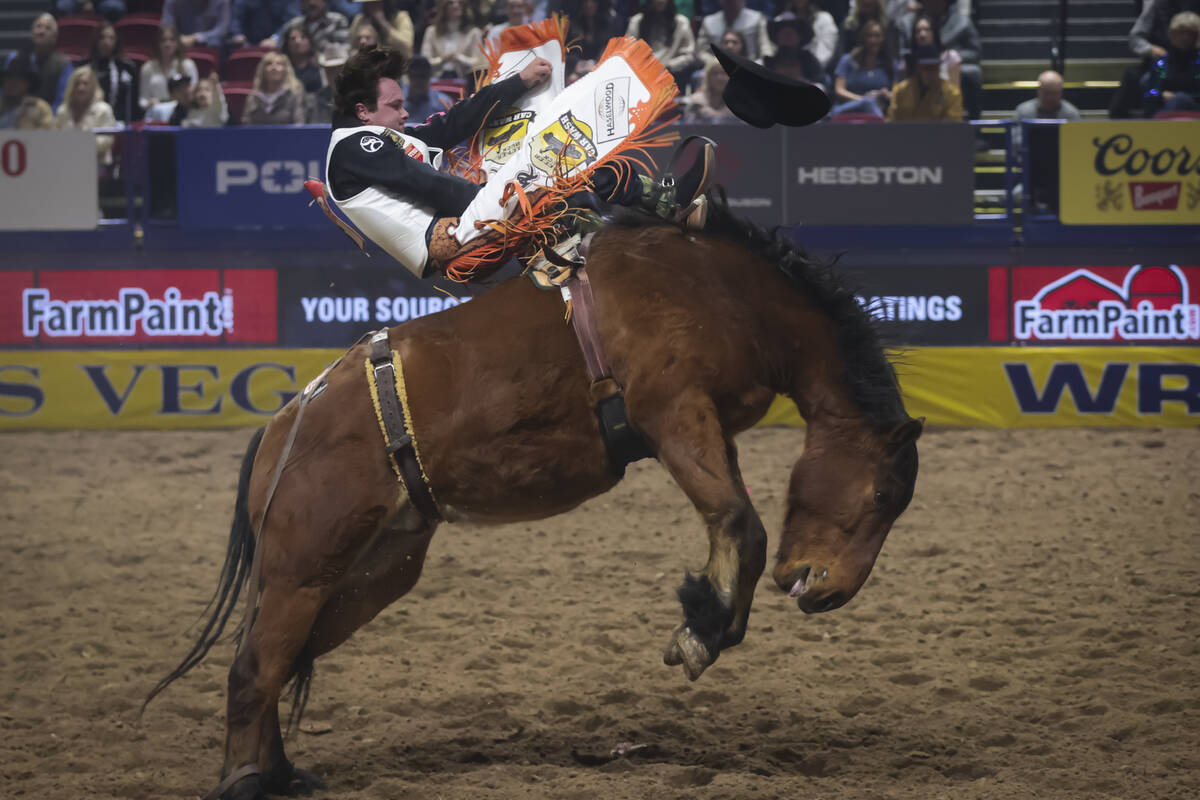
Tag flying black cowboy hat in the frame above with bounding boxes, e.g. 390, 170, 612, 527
710, 43, 829, 128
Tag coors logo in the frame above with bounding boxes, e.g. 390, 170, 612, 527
1011, 265, 1200, 342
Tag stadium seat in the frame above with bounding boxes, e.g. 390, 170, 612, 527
223, 48, 269, 84
829, 112, 886, 124
188, 45, 220, 79
115, 16, 163, 54
222, 85, 254, 123
431, 78, 466, 99
57, 15, 101, 60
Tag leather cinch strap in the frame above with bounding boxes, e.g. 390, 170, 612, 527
367, 332, 442, 522
562, 267, 610, 382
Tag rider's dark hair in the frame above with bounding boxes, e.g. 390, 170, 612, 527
333, 45, 408, 119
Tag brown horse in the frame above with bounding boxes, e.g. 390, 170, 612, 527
146, 201, 921, 799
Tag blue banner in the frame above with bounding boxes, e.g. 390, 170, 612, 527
175, 125, 330, 230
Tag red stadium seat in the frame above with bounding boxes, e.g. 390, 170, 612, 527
222, 85, 254, 123
115, 16, 163, 54
829, 112, 886, 124
431, 78, 466, 99
57, 15, 101, 59
188, 45, 220, 79
223, 48, 268, 83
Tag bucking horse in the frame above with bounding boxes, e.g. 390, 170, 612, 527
144, 199, 922, 799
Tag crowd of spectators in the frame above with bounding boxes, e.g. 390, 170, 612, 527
2, 0, 1195, 176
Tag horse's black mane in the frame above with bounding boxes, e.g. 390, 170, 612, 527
608, 192, 908, 431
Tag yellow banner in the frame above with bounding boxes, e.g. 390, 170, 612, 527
2, 347, 1197, 429
0, 349, 341, 430
762, 347, 1200, 427
1059, 121, 1200, 225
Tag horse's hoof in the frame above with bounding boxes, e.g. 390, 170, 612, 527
285, 768, 327, 796
220, 775, 266, 800
662, 625, 712, 681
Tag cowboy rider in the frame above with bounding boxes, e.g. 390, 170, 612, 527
325, 45, 714, 279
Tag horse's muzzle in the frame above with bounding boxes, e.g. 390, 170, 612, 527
775, 564, 848, 614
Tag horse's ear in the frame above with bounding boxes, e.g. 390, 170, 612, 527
889, 417, 924, 449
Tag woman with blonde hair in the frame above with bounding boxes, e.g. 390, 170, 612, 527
55, 66, 117, 166
420, 0, 484, 79
139, 24, 197, 111
684, 60, 735, 122
242, 51, 307, 124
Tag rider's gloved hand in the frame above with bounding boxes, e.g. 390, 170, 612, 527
519, 58, 553, 89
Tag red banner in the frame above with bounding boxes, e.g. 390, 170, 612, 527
6, 269, 277, 346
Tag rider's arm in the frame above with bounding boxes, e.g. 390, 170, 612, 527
329, 132, 481, 217
403, 74, 528, 151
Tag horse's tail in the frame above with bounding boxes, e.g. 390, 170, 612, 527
141, 426, 266, 716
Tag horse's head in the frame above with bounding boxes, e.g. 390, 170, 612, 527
772, 417, 922, 613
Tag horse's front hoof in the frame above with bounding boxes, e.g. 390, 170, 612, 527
284, 768, 327, 796
220, 774, 266, 800
662, 624, 713, 681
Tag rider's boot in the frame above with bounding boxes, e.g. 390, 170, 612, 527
637, 136, 716, 230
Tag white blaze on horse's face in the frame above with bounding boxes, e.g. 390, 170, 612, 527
773, 418, 922, 614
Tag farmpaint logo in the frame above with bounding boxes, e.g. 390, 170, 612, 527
1012, 265, 1200, 342
23, 286, 230, 337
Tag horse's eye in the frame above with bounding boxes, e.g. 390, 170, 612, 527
874, 491, 890, 506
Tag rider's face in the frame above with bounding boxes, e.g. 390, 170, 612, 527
356, 77, 409, 129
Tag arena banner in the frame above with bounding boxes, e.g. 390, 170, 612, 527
0, 349, 340, 429
785, 122, 976, 226
674, 123, 785, 228
5, 347, 1195, 429
277, 266, 477, 346
1059, 121, 1200, 225
989, 264, 1200, 344
175, 126, 329, 230
1, 268, 277, 346
842, 264, 989, 345
758, 346, 1200, 427
0, 130, 98, 230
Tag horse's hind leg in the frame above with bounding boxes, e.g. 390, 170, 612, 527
222, 582, 326, 800
633, 391, 767, 681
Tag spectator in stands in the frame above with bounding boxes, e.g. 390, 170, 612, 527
684, 60, 736, 121
1145, 10, 1200, 115
3, 14, 75, 110
832, 20, 891, 116
284, 25, 325, 94
306, 48, 346, 122
421, 0, 485, 79
628, 0, 698, 89
269, 0, 351, 56
53, 0, 128, 23
403, 54, 454, 122
488, 0, 530, 41
144, 71, 196, 122
1014, 70, 1079, 121
720, 29, 748, 55
242, 51, 307, 123
564, 0, 622, 62
55, 66, 118, 167
350, 15, 383, 53
777, 0, 838, 72
230, 0, 301, 49
887, 42, 961, 120
895, 0, 980, 118
905, 13, 960, 87
840, 0, 890, 62
0, 60, 54, 130
1111, 0, 1200, 116
81, 21, 139, 124
697, 0, 773, 64
766, 13, 824, 83
140, 26, 198, 112
350, 0, 416, 59
163, 0, 232, 49
146, 72, 230, 125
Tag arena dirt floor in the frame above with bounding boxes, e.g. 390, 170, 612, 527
1, 425, 1198, 800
